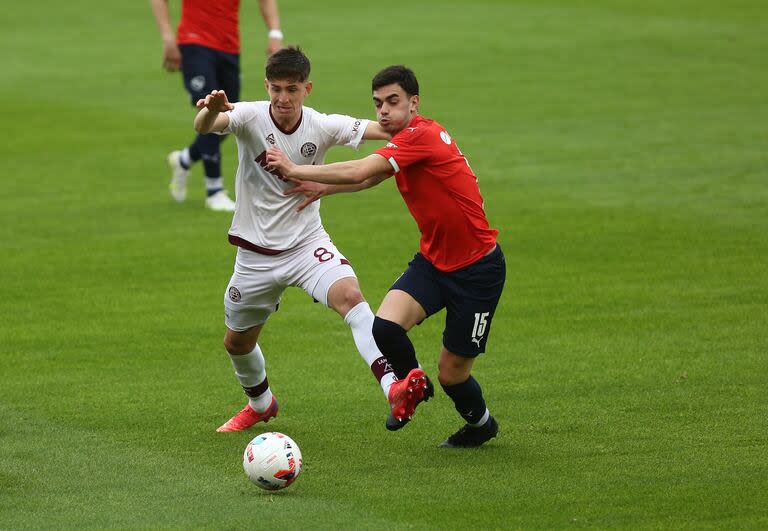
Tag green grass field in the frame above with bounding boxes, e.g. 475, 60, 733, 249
2, 0, 767, 528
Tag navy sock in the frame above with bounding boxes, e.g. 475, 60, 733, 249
187, 142, 201, 165
189, 133, 222, 192
441, 376, 487, 424
372, 317, 419, 379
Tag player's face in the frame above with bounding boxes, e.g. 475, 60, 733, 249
373, 83, 419, 134
265, 78, 312, 121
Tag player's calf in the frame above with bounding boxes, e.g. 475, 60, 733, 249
372, 317, 419, 378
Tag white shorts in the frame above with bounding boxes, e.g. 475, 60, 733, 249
224, 234, 356, 331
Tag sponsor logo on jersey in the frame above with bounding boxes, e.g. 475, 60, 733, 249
228, 286, 242, 302
386, 142, 398, 149
352, 120, 362, 134
189, 75, 206, 92
300, 142, 317, 157
440, 131, 452, 145
254, 151, 285, 180
266, 133, 276, 145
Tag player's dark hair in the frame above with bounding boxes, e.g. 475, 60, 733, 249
266, 46, 311, 82
372, 65, 419, 96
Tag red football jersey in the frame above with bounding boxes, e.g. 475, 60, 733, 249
375, 116, 499, 272
177, 0, 240, 54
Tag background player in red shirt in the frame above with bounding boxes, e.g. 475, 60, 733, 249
150, 0, 284, 211
266, 65, 506, 448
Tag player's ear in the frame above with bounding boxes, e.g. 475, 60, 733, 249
305, 81, 313, 96
264, 78, 270, 94
410, 94, 420, 112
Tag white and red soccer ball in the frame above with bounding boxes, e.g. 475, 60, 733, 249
243, 432, 303, 490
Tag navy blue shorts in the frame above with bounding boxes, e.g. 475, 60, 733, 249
179, 44, 240, 105
391, 244, 506, 358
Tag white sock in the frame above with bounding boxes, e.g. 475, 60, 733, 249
180, 147, 192, 168
206, 176, 224, 193
469, 408, 490, 427
228, 344, 273, 412
344, 301, 396, 398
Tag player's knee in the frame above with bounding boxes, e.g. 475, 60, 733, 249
328, 281, 365, 315
372, 316, 405, 350
223, 336, 238, 354
341, 286, 365, 311
223, 333, 253, 355
438, 356, 471, 386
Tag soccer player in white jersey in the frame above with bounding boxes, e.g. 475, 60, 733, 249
193, 47, 426, 432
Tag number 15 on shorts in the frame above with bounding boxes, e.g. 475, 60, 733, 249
471, 312, 489, 346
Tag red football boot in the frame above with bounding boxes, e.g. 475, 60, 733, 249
216, 397, 279, 432
387, 368, 428, 423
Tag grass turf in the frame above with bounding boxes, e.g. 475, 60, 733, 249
1, 0, 767, 528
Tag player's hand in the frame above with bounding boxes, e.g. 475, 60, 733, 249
283, 178, 327, 211
266, 37, 283, 56
162, 40, 182, 72
195, 90, 235, 112
266, 146, 296, 178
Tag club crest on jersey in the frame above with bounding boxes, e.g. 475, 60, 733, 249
189, 75, 206, 92
228, 286, 242, 302
266, 133, 276, 145
300, 142, 317, 157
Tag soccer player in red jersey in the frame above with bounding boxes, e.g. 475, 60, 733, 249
150, 0, 284, 211
266, 65, 506, 448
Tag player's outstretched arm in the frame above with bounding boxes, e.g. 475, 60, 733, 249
362, 121, 391, 141
194, 90, 234, 133
149, 0, 181, 71
267, 148, 393, 184
284, 174, 390, 211
258, 0, 284, 56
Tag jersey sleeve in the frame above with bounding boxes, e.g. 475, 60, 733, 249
374, 127, 433, 173
315, 113, 370, 149
221, 102, 255, 136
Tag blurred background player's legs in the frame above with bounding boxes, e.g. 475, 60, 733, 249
167, 44, 238, 211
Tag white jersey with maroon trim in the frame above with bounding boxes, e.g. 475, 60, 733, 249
223, 101, 368, 251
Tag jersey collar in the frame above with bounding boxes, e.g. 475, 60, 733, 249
269, 105, 303, 135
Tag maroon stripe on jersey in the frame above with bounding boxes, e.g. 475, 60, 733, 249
228, 234, 285, 255
242, 377, 269, 398
268, 105, 303, 135
370, 356, 395, 381
340, 258, 350, 266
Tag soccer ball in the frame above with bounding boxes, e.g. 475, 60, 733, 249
243, 432, 303, 490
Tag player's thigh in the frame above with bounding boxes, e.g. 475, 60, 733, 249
379, 253, 444, 331
442, 245, 506, 357
179, 44, 219, 104
290, 237, 357, 308
216, 50, 241, 103
224, 249, 285, 333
